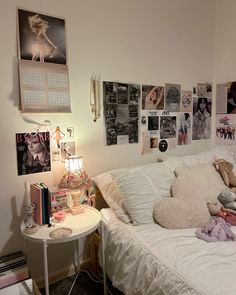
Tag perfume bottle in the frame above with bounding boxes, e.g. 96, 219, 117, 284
24, 204, 39, 234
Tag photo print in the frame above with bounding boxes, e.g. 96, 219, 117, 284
16, 132, 51, 175
177, 113, 191, 145
66, 127, 74, 139
61, 141, 75, 161
206, 82, 212, 98
117, 83, 129, 104
192, 96, 211, 140
106, 119, 117, 145
181, 90, 192, 112
141, 116, 147, 125
150, 137, 158, 149
142, 85, 164, 110
129, 118, 139, 144
117, 104, 129, 136
148, 115, 159, 131
18, 9, 66, 64
215, 114, 236, 145
197, 83, 206, 97
129, 84, 140, 104
216, 81, 236, 114
160, 116, 177, 139
216, 83, 228, 114
227, 81, 236, 114
165, 83, 181, 112
104, 81, 118, 104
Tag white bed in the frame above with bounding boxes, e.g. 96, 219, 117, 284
101, 208, 236, 295
94, 146, 236, 295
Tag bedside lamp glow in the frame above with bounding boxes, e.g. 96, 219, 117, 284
59, 155, 90, 215
65, 155, 83, 172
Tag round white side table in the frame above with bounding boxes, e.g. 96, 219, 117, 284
21, 207, 107, 295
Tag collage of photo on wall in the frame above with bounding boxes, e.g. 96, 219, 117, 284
103, 81, 140, 146
103, 81, 213, 152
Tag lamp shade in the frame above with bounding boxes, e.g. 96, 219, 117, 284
59, 155, 90, 190
65, 155, 83, 172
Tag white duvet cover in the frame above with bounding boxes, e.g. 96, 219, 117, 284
101, 208, 236, 295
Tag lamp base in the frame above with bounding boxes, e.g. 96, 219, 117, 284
71, 205, 84, 215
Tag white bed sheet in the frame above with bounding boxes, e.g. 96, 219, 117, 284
101, 208, 236, 295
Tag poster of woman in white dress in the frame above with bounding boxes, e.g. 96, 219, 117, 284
18, 8, 66, 64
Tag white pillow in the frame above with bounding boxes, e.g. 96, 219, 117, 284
93, 169, 132, 223
165, 146, 235, 172
175, 163, 226, 202
112, 163, 174, 225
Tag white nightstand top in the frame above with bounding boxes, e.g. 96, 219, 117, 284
21, 206, 101, 244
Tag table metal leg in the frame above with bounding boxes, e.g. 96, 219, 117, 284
101, 220, 107, 295
68, 239, 81, 295
43, 240, 49, 295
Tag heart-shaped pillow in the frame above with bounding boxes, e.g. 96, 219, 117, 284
153, 174, 211, 229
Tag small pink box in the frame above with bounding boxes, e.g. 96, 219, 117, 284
53, 211, 66, 223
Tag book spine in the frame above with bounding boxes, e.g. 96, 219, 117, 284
30, 184, 43, 225
41, 185, 46, 224
41, 183, 49, 224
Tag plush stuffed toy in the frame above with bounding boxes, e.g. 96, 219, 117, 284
195, 216, 236, 242
218, 190, 236, 210
213, 159, 236, 187
207, 198, 236, 225
207, 200, 223, 215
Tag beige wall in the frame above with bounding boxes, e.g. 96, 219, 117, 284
0, 0, 216, 280
214, 0, 236, 82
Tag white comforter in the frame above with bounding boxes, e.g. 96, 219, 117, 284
101, 208, 236, 295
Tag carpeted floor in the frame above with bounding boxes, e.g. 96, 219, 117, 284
40, 269, 124, 295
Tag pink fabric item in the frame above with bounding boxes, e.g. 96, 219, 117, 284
217, 209, 236, 226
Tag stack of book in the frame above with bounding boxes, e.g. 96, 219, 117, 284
0, 251, 29, 289
30, 183, 50, 225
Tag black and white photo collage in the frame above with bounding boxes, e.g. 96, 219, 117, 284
103, 81, 212, 154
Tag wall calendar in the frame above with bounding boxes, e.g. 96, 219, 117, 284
19, 60, 71, 113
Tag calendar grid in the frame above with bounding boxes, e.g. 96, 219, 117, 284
19, 60, 71, 113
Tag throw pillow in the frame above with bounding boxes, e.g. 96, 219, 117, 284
153, 174, 211, 229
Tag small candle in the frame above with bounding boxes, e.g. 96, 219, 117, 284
25, 181, 31, 206
53, 211, 66, 223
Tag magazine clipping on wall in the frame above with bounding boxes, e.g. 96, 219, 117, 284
160, 115, 177, 149
60, 141, 76, 161
180, 90, 192, 112
216, 81, 236, 114
16, 132, 51, 176
142, 85, 164, 110
18, 8, 67, 64
177, 112, 192, 145
140, 107, 161, 150
192, 85, 212, 140
215, 114, 236, 145
103, 81, 140, 146
165, 83, 181, 112
141, 131, 152, 155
